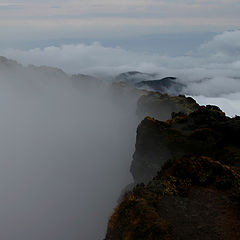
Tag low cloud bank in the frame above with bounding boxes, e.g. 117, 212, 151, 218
0, 64, 140, 240
1, 30, 240, 97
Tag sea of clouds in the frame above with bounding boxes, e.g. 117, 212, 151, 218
1, 30, 240, 116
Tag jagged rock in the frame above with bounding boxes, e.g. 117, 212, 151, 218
131, 105, 240, 183
105, 156, 240, 240
137, 92, 199, 121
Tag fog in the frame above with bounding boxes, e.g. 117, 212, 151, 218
0, 29, 240, 239
0, 61, 141, 239
2, 30, 240, 98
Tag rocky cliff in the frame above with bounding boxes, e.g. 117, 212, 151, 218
132, 105, 240, 183
105, 104, 240, 240
137, 92, 199, 121
105, 155, 240, 240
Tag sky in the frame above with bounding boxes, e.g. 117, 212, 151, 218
0, 0, 239, 50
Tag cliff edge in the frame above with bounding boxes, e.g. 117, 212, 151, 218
105, 104, 240, 240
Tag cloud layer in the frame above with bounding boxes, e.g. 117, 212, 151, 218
1, 30, 240, 115
0, 63, 139, 239
1, 31, 239, 80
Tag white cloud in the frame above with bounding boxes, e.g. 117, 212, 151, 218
1, 30, 240, 99
200, 30, 240, 57
194, 94, 240, 117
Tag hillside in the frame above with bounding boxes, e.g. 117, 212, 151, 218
105, 105, 240, 240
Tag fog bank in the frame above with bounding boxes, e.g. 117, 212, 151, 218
2, 30, 240, 98
0, 62, 140, 240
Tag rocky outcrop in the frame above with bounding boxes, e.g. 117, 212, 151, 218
132, 105, 240, 183
137, 92, 199, 121
105, 156, 240, 240
105, 104, 240, 240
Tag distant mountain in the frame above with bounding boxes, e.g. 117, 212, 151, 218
136, 77, 184, 95
115, 71, 159, 84
115, 71, 184, 95
0, 55, 102, 89
0, 56, 22, 70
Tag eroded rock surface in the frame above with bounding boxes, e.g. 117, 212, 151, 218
105, 156, 240, 240
105, 104, 240, 240
137, 92, 199, 121
132, 105, 240, 183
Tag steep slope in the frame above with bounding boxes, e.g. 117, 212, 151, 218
105, 105, 240, 240
132, 105, 240, 183
137, 92, 199, 122
105, 156, 240, 240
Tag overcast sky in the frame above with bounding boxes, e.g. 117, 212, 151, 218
0, 0, 239, 49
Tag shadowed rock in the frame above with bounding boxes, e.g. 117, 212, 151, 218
105, 155, 240, 240
132, 105, 240, 183
137, 92, 199, 121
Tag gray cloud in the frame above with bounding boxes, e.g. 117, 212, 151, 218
0, 61, 140, 239
0, 4, 23, 10
2, 30, 239, 77
3, 30, 240, 115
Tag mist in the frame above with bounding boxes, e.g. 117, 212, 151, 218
0, 29, 240, 239
2, 30, 240, 97
0, 61, 140, 240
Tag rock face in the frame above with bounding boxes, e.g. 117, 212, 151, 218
132, 105, 240, 183
137, 92, 199, 121
105, 105, 240, 240
105, 156, 240, 240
